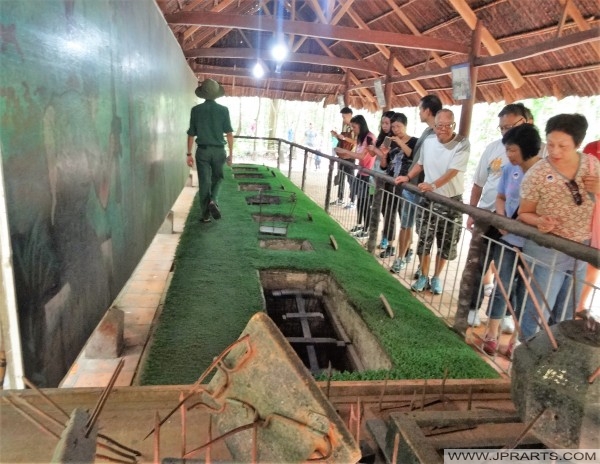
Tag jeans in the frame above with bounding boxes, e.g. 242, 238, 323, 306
519, 239, 587, 341
381, 184, 402, 242
486, 241, 525, 320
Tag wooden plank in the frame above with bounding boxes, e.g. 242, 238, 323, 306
286, 337, 346, 346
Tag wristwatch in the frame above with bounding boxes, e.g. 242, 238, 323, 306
186, 153, 192, 156
431, 183, 437, 190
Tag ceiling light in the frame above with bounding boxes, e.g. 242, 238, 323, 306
252, 62, 265, 79
271, 42, 288, 63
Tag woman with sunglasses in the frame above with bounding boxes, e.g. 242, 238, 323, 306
517, 113, 599, 342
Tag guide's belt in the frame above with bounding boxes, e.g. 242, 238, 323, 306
197, 144, 224, 149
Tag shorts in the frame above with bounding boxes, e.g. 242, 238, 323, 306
400, 189, 421, 229
416, 196, 463, 260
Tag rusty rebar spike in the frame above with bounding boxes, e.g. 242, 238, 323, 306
179, 391, 186, 459
467, 385, 473, 411
184, 422, 257, 459
489, 261, 528, 346
507, 407, 546, 449
348, 404, 355, 437
206, 414, 212, 464
325, 361, 332, 399
391, 432, 400, 464
588, 366, 600, 384
420, 379, 427, 411
252, 421, 258, 464
440, 368, 448, 403
7, 392, 65, 429
378, 376, 389, 412
409, 388, 417, 411
98, 434, 141, 457
518, 266, 559, 350
86, 359, 125, 436
96, 442, 137, 463
153, 411, 160, 464
23, 376, 69, 420
515, 249, 554, 312
143, 335, 252, 440
355, 397, 361, 444
95, 453, 135, 464
3, 396, 60, 439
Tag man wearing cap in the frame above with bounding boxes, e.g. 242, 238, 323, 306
186, 78, 234, 222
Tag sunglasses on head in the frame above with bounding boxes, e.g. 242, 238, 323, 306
565, 180, 582, 206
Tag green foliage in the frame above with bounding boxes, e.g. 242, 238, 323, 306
140, 166, 498, 385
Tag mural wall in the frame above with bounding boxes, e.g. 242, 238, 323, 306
0, 0, 196, 386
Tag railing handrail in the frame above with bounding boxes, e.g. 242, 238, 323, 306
235, 136, 598, 268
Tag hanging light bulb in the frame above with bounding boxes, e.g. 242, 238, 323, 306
252, 61, 265, 79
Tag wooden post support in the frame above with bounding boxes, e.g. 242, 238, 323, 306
329, 235, 338, 250
379, 294, 394, 318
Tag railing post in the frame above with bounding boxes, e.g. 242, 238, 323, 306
276, 140, 282, 171
367, 180, 384, 253
301, 150, 309, 191
325, 160, 335, 213
288, 144, 293, 179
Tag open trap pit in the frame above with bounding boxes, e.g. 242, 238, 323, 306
238, 183, 272, 191
234, 173, 265, 179
260, 270, 392, 374
246, 194, 282, 205
259, 239, 313, 251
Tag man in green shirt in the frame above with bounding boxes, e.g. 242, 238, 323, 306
186, 79, 234, 222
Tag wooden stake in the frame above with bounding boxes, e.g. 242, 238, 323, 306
391, 432, 400, 464
180, 391, 186, 458
379, 294, 394, 318
588, 366, 600, 384
329, 235, 338, 250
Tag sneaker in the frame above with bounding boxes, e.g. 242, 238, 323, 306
500, 316, 515, 334
483, 337, 498, 356
208, 201, 221, 220
354, 230, 369, 239
349, 224, 363, 233
467, 310, 481, 327
405, 248, 413, 263
483, 283, 495, 297
390, 258, 406, 274
413, 266, 422, 280
344, 202, 356, 209
411, 275, 430, 292
201, 217, 211, 223
330, 199, 344, 206
379, 238, 389, 249
430, 276, 443, 295
379, 246, 396, 258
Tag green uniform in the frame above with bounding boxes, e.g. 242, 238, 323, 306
187, 100, 233, 219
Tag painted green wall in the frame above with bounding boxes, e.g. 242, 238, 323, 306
0, 0, 196, 386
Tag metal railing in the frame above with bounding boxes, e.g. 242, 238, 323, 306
233, 136, 600, 374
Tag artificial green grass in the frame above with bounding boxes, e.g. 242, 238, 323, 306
139, 165, 498, 385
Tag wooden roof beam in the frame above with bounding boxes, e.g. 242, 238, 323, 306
344, 4, 427, 98
448, 0, 526, 89
384, 0, 446, 69
191, 65, 345, 85
186, 47, 385, 74
165, 11, 469, 53
182, 0, 237, 41
558, 0, 600, 57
